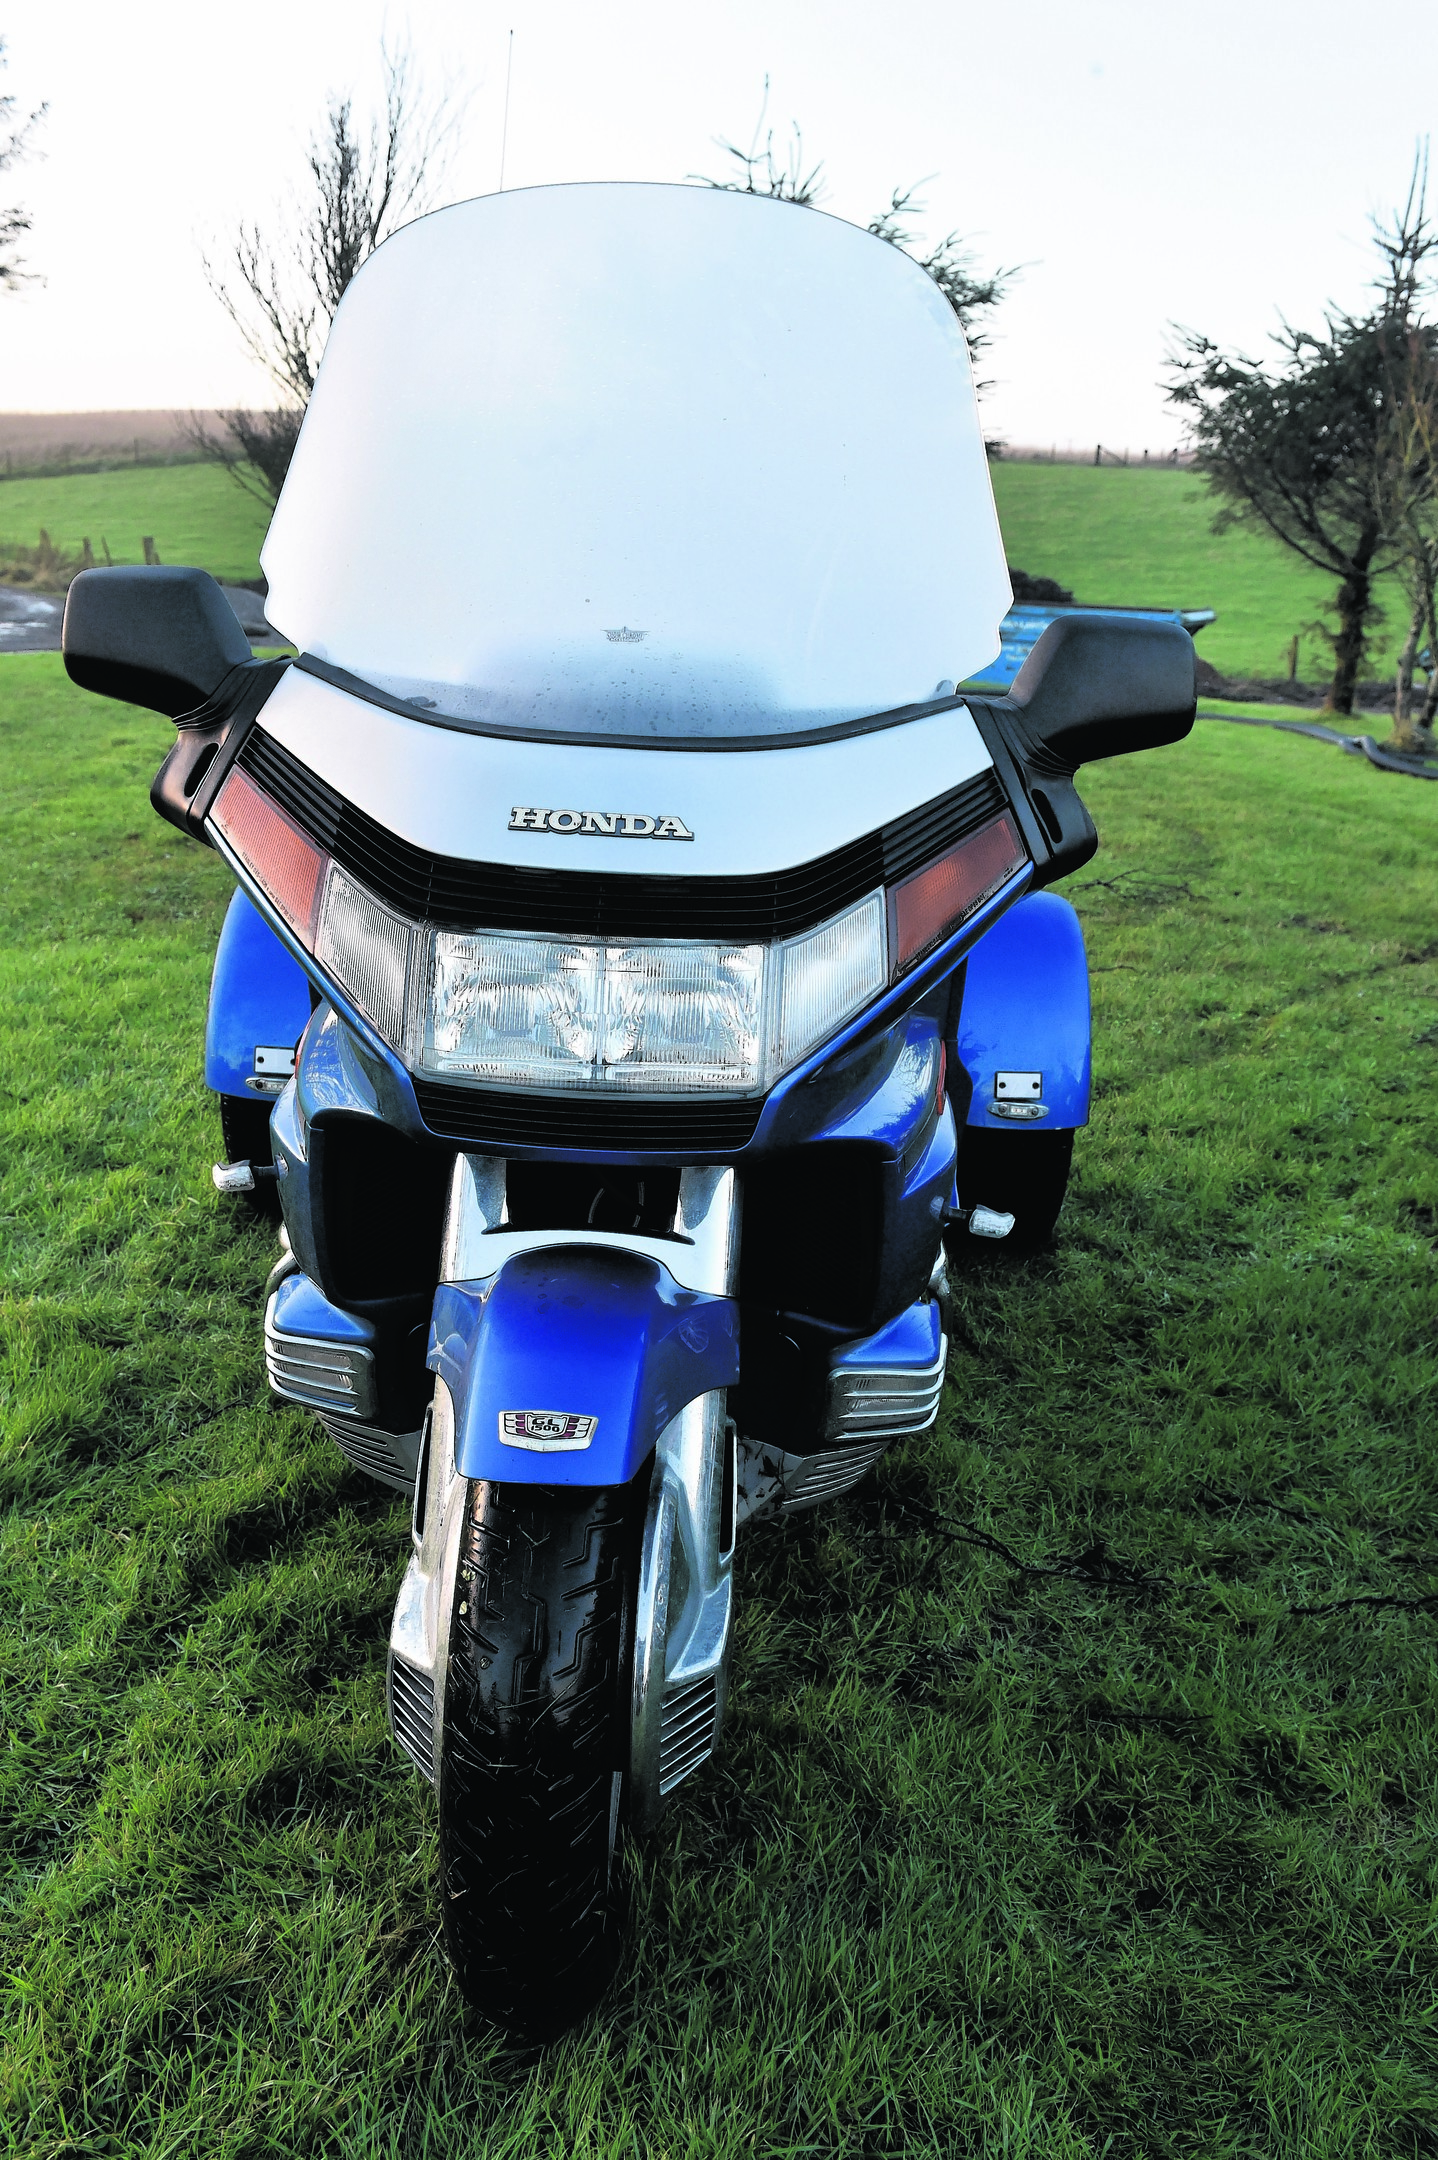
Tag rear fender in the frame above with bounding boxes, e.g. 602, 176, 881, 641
206, 887, 313, 1098
430, 1247, 740, 1488
953, 889, 1090, 1129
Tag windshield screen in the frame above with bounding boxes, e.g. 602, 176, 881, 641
262, 183, 1010, 744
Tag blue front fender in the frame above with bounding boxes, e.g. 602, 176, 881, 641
206, 888, 313, 1097
955, 889, 1091, 1129
430, 1247, 740, 1487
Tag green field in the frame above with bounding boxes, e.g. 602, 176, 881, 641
0, 463, 270, 584
3, 654, 1436, 2154
992, 463, 1408, 684
0, 458, 1413, 685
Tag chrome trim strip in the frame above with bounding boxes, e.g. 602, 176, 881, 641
387, 1379, 468, 1783
824, 1340, 947, 1443
631, 1390, 735, 1830
263, 1295, 378, 1420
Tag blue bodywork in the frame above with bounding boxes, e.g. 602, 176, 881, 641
955, 890, 1091, 1130
271, 1268, 374, 1346
205, 888, 312, 1097
831, 1295, 942, 1375
431, 1253, 740, 1487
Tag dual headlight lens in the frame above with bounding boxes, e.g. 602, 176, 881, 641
317, 869, 885, 1094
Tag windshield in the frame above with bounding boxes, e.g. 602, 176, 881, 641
262, 182, 1010, 744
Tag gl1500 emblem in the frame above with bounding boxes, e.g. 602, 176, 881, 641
509, 807, 694, 839
500, 1410, 599, 1451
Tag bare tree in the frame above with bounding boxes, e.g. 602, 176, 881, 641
195, 45, 461, 503
1167, 154, 1438, 718
1377, 351, 1438, 747
696, 86, 1019, 378
864, 186, 1018, 379
1370, 157, 1438, 748
0, 36, 45, 291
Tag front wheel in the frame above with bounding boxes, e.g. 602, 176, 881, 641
439, 1472, 646, 2037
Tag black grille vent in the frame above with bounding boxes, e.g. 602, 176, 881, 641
238, 728, 1012, 941
412, 1079, 764, 1155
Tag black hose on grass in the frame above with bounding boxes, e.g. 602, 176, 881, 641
882, 1498, 1438, 1620
1199, 708, 1438, 780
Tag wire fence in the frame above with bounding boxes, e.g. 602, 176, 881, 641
995, 443, 1197, 467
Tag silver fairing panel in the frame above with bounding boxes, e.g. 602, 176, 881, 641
252, 665, 998, 883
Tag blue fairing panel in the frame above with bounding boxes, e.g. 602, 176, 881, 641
956, 890, 1091, 1129
832, 1295, 942, 1373
271, 1269, 374, 1345
205, 888, 313, 1097
431, 1247, 740, 1488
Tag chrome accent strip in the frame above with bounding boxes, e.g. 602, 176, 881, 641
387, 1655, 436, 1782
659, 1676, 720, 1791
440, 1154, 741, 1298
824, 1338, 947, 1443
315, 1411, 423, 1492
631, 1390, 735, 1830
264, 1293, 378, 1420
736, 1435, 895, 1517
387, 1379, 467, 1782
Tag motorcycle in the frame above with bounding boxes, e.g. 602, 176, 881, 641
61, 181, 1194, 2036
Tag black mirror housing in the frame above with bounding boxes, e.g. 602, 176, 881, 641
1006, 612, 1196, 772
62, 565, 253, 717
965, 612, 1197, 891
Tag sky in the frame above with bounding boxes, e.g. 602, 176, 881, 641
2, 0, 1436, 451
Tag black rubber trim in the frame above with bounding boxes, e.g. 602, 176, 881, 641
238, 728, 1012, 941
412, 1079, 764, 1154
294, 651, 974, 753
151, 657, 292, 845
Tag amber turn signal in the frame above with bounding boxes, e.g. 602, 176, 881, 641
888, 813, 1026, 975
210, 766, 331, 949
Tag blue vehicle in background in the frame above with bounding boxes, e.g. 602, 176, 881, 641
61, 182, 1195, 2036
968, 601, 1216, 698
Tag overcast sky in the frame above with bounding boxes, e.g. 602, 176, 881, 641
3, 0, 1436, 450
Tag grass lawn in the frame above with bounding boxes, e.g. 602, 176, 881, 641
3, 661, 1438, 2155
991, 464, 1411, 685
0, 464, 270, 584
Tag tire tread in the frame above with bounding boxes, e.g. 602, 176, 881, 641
439, 1475, 641, 2034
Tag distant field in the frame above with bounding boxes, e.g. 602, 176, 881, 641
0, 457, 1411, 684
0, 464, 269, 584
991, 463, 1408, 683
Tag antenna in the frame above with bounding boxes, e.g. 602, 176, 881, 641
499, 29, 513, 191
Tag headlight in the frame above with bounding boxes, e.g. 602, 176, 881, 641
417, 893, 883, 1093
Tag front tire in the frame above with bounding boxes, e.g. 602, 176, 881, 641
439, 1472, 646, 2038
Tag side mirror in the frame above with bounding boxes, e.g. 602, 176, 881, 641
62, 565, 253, 717
965, 613, 1196, 890
1006, 613, 1196, 771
